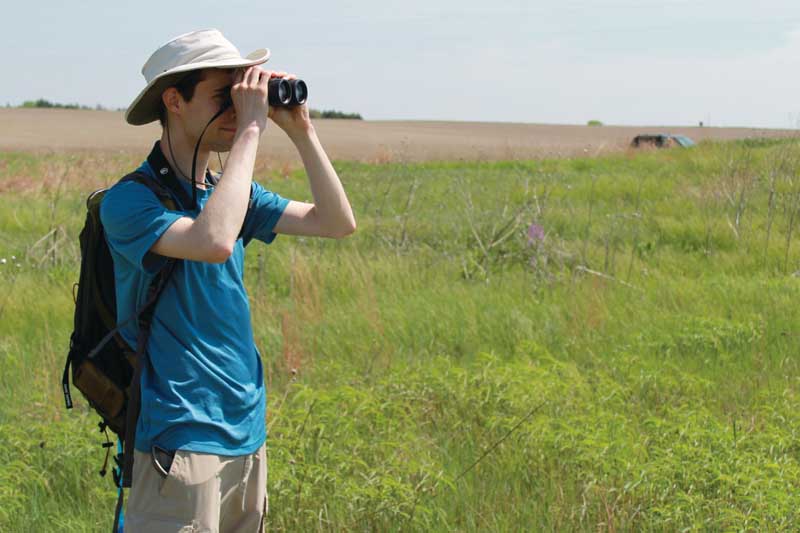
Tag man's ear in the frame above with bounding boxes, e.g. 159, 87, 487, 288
162, 87, 182, 117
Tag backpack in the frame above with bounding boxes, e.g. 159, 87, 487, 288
63, 167, 253, 531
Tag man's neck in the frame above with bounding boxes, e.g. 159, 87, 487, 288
160, 126, 211, 186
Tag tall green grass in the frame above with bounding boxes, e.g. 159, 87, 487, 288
3, 138, 800, 531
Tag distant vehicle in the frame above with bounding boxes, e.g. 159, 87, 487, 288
630, 134, 696, 149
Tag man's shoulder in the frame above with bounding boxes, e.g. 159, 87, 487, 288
102, 176, 157, 208
108, 165, 175, 200
100, 172, 172, 230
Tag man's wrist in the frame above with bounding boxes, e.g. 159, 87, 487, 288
288, 123, 317, 145
234, 123, 263, 142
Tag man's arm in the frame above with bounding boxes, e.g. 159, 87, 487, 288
273, 126, 356, 239
151, 128, 261, 262
151, 67, 270, 263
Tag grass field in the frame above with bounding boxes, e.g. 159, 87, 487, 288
3, 137, 800, 531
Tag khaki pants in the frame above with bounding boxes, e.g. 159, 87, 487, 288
124, 444, 267, 533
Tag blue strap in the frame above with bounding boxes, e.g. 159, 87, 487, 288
113, 438, 125, 532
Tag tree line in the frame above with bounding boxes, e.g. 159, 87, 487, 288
8, 99, 363, 119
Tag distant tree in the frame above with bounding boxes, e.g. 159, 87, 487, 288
309, 108, 362, 120
14, 99, 363, 117
19, 99, 92, 110
22, 99, 52, 108
587, 120, 603, 127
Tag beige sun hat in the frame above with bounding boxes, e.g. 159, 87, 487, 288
125, 29, 270, 125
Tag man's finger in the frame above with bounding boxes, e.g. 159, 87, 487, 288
245, 66, 259, 87
233, 68, 244, 83
258, 69, 272, 85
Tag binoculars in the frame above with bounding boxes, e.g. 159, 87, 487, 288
218, 78, 307, 113
268, 78, 308, 107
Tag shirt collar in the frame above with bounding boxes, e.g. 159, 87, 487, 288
145, 141, 215, 209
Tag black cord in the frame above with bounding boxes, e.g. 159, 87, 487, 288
164, 121, 213, 189
165, 120, 191, 184
163, 100, 230, 210
190, 105, 229, 209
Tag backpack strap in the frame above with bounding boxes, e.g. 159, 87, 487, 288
120, 170, 191, 213
241, 184, 256, 241
120, 258, 177, 489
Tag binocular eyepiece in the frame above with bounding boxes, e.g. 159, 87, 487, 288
268, 78, 308, 107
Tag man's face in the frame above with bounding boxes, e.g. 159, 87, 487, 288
180, 68, 238, 152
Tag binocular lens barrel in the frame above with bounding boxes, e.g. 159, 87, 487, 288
289, 80, 308, 106
268, 78, 308, 107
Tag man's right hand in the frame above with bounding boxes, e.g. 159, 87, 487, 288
231, 66, 271, 135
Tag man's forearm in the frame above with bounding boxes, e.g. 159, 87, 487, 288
291, 127, 356, 235
194, 127, 260, 251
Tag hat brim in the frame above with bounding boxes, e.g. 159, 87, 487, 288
125, 48, 270, 126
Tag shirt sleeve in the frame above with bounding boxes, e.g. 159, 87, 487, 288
240, 182, 290, 246
100, 180, 184, 274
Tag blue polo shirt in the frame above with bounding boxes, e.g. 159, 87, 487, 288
100, 155, 289, 455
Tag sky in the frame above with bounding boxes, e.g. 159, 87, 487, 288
3, 0, 800, 128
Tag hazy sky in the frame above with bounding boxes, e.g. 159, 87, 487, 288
3, 0, 800, 128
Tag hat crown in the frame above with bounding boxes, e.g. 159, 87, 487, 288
142, 29, 242, 83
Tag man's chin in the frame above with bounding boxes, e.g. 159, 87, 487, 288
208, 130, 237, 153
208, 141, 233, 153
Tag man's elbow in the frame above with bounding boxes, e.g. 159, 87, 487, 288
206, 240, 235, 263
330, 219, 356, 239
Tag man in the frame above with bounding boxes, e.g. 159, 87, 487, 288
100, 29, 355, 532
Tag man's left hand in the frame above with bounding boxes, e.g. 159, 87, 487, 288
267, 72, 314, 139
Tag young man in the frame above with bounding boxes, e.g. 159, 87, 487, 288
100, 29, 355, 532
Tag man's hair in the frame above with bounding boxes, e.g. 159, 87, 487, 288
157, 69, 207, 126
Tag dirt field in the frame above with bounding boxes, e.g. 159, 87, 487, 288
1, 108, 795, 164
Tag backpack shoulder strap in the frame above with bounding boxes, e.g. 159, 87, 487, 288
121, 258, 177, 488
119, 171, 190, 212
239, 184, 256, 242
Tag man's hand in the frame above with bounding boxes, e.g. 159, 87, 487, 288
267, 72, 314, 139
231, 66, 272, 135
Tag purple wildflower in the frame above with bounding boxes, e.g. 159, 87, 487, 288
527, 223, 545, 245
